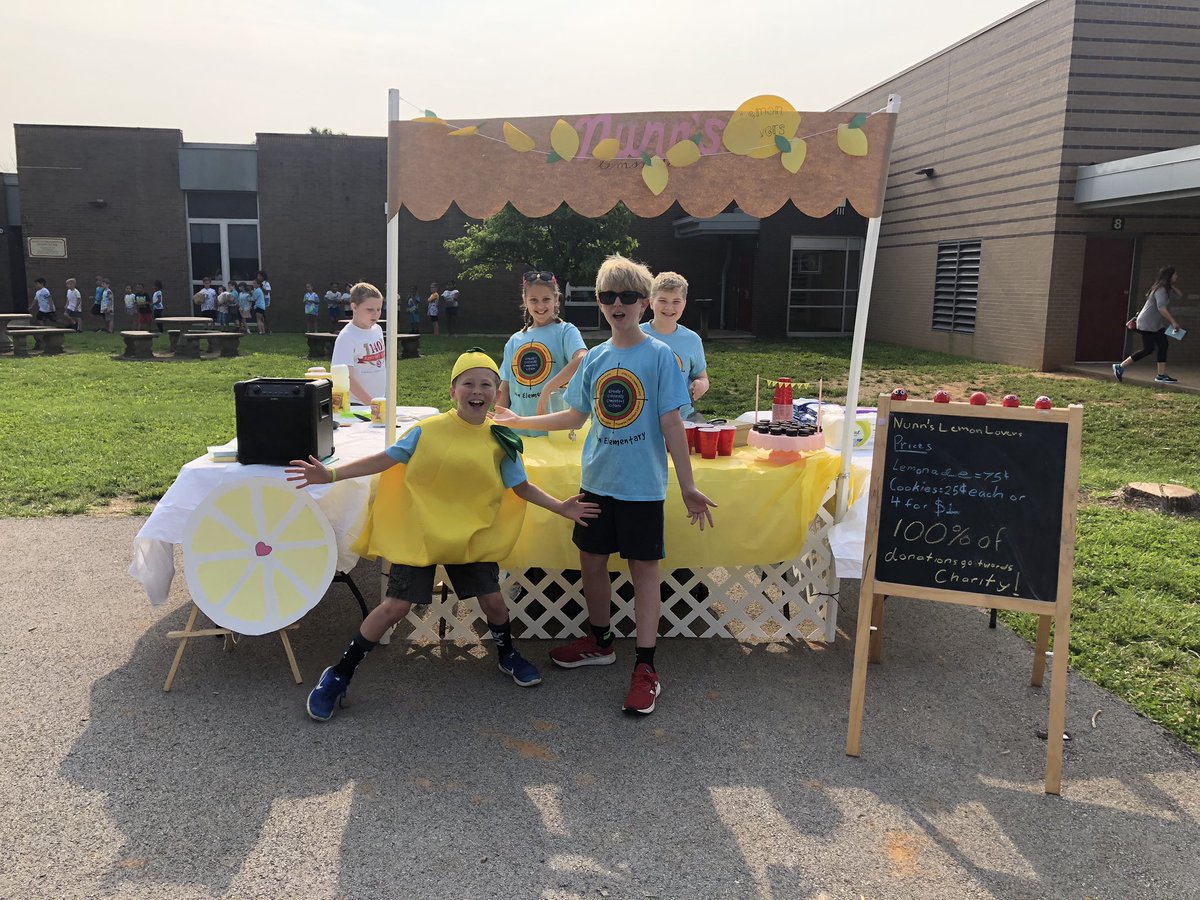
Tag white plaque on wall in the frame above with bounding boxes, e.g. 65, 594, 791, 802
27, 237, 68, 258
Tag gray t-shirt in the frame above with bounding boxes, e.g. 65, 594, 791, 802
1136, 286, 1177, 331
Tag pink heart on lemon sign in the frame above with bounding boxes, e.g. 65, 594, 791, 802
255, 541, 273, 557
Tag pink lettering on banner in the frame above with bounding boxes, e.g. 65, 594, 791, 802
573, 114, 728, 161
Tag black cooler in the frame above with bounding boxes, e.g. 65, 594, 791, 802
234, 377, 334, 465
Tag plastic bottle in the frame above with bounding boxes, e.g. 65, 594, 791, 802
772, 377, 793, 422
330, 364, 350, 414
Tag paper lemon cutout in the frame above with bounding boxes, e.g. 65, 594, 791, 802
448, 125, 479, 136
837, 123, 869, 157
666, 139, 701, 168
781, 137, 808, 173
550, 119, 581, 162
642, 156, 669, 195
182, 477, 336, 636
411, 115, 447, 125
722, 95, 801, 159
592, 138, 620, 160
503, 122, 535, 152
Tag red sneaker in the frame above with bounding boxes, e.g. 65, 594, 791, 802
623, 663, 661, 714
550, 634, 616, 668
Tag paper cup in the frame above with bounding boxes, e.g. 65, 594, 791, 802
370, 397, 387, 424
716, 424, 736, 456
683, 421, 698, 452
697, 426, 720, 459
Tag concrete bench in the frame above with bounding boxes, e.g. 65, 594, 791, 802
120, 330, 156, 359
396, 332, 421, 360
179, 331, 242, 358
8, 326, 73, 356
305, 332, 339, 360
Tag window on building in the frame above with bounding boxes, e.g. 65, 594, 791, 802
932, 240, 980, 334
187, 192, 258, 219
786, 237, 863, 335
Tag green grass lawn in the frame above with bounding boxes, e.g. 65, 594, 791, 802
3, 331, 1197, 748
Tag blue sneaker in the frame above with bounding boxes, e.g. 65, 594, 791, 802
306, 666, 349, 721
498, 651, 543, 687
1112, 363, 1124, 382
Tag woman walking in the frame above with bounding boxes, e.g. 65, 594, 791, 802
1114, 266, 1183, 384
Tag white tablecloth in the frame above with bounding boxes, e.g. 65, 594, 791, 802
129, 408, 439, 605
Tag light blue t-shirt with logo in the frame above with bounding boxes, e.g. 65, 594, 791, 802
501, 321, 587, 437
564, 335, 689, 502
639, 322, 707, 419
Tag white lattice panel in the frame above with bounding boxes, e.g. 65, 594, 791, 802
395, 481, 840, 644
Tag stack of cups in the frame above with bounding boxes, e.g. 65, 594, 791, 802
716, 424, 736, 456
683, 421, 698, 452
697, 426, 720, 459
772, 377, 793, 422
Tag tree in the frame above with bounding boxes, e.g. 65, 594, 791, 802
444, 203, 639, 288
308, 126, 346, 136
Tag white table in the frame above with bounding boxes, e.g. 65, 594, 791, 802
129, 409, 439, 605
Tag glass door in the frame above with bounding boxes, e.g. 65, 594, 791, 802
786, 236, 864, 335
188, 220, 260, 293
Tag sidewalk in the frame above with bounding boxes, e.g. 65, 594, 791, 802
2, 516, 1198, 899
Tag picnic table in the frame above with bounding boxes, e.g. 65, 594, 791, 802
0, 313, 32, 352
157, 317, 215, 352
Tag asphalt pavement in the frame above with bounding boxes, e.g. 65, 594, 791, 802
2, 516, 1197, 899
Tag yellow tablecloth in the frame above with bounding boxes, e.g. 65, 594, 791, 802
501, 436, 858, 571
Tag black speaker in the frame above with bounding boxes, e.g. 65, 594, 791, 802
234, 378, 334, 466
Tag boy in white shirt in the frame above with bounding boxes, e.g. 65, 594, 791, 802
332, 282, 387, 405
32, 278, 56, 324
64, 278, 83, 331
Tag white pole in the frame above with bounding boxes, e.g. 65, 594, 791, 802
385, 88, 400, 446
835, 93, 900, 522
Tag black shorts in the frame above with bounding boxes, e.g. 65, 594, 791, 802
385, 561, 500, 604
572, 491, 665, 561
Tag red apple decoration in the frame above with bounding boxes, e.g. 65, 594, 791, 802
1034, 396, 1052, 410
890, 388, 908, 401
933, 390, 951, 403
969, 391, 988, 405
1002, 394, 1020, 408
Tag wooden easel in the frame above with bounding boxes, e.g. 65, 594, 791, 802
163, 602, 303, 692
845, 397, 1082, 795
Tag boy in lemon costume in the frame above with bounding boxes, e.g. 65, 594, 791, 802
286, 349, 599, 721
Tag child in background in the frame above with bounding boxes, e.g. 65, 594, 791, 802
406, 285, 422, 333
493, 255, 716, 715
100, 279, 115, 333
134, 282, 153, 328
498, 271, 587, 436
215, 283, 234, 326
199, 277, 217, 320
287, 349, 601, 721
641, 272, 709, 421
151, 280, 165, 332
123, 285, 137, 324
326, 282, 342, 326
237, 283, 253, 333
257, 271, 272, 334
63, 278, 82, 332
340, 283, 353, 320
426, 282, 440, 336
32, 278, 55, 323
303, 282, 321, 332
331, 282, 386, 406
251, 280, 267, 334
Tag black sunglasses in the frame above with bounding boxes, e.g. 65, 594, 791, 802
523, 271, 556, 284
597, 290, 645, 305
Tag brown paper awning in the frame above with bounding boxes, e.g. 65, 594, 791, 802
389, 104, 896, 222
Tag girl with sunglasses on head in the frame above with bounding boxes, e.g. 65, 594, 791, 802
497, 271, 588, 437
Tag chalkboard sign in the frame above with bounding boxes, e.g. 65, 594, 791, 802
874, 410, 1067, 603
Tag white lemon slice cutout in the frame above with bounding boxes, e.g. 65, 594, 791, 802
182, 477, 336, 635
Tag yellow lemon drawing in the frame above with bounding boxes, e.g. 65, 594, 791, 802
411, 116, 447, 126
182, 477, 336, 636
781, 137, 808, 173
550, 119, 580, 161
837, 124, 869, 157
642, 156, 669, 196
592, 138, 620, 160
666, 140, 701, 168
722, 95, 801, 159
503, 122, 536, 152
447, 125, 479, 136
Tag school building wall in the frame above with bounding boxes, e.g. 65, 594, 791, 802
13, 125, 191, 315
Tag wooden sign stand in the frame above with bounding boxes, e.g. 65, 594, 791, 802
845, 397, 1083, 795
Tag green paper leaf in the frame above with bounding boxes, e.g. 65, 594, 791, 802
477, 121, 488, 128
848, 113, 867, 130
691, 133, 703, 144
641, 151, 653, 165
774, 134, 791, 153
547, 150, 561, 163
424, 109, 438, 119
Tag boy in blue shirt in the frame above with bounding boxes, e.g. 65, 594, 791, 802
494, 255, 716, 715
640, 271, 709, 421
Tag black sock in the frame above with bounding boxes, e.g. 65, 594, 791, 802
489, 619, 513, 659
635, 646, 656, 670
332, 631, 377, 680
591, 623, 614, 649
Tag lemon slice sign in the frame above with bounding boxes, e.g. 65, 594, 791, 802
182, 477, 336, 636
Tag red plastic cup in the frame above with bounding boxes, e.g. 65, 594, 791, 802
696, 426, 720, 459
716, 424, 736, 456
683, 421, 698, 452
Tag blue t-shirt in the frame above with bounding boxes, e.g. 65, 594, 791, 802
640, 322, 707, 419
384, 424, 526, 488
501, 322, 587, 436
252, 287, 266, 310
564, 335, 689, 502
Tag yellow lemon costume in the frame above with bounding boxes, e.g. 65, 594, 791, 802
352, 350, 528, 566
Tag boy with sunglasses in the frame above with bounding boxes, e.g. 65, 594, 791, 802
493, 255, 716, 715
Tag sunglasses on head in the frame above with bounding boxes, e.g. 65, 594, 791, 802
523, 271, 557, 284
597, 290, 645, 305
